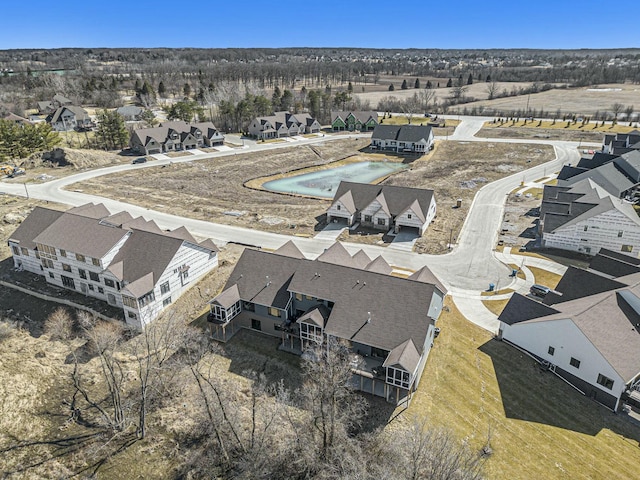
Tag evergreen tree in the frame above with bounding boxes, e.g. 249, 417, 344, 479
467, 73, 473, 85
95, 110, 128, 151
446, 78, 452, 87
183, 83, 192, 99
401, 79, 408, 90
414, 78, 420, 89
158, 81, 166, 97
426, 80, 432, 89
388, 83, 395, 91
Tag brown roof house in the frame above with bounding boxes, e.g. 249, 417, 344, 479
129, 121, 224, 155
247, 111, 321, 140
207, 241, 446, 405
326, 181, 437, 235
8, 203, 218, 328
498, 248, 640, 411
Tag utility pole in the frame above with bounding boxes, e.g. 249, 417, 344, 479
23, 183, 29, 199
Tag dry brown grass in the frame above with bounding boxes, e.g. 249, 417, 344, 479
404, 298, 640, 480
481, 298, 510, 316
527, 266, 562, 290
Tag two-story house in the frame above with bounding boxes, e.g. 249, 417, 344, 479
47, 106, 93, 131
8, 203, 218, 328
326, 181, 437, 235
208, 241, 446, 405
129, 121, 225, 155
248, 111, 321, 140
331, 111, 379, 132
370, 124, 434, 154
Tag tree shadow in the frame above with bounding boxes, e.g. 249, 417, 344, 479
478, 338, 640, 441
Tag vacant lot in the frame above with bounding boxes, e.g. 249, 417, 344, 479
406, 298, 640, 480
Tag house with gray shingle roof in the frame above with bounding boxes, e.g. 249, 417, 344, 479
540, 178, 640, 256
247, 111, 321, 140
498, 253, 640, 411
371, 124, 433, 154
326, 181, 436, 235
602, 130, 640, 155
331, 111, 378, 131
116, 105, 144, 121
47, 105, 93, 131
8, 203, 218, 328
129, 120, 224, 155
207, 242, 446, 405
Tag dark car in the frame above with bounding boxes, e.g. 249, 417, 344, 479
530, 284, 550, 297
132, 157, 147, 164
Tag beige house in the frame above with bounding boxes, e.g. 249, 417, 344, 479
248, 111, 321, 139
129, 121, 224, 155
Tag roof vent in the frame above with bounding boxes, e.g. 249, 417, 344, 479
367, 312, 371, 323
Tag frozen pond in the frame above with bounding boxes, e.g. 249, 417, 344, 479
262, 161, 406, 198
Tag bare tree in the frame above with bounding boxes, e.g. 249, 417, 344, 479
611, 103, 624, 124
486, 80, 499, 100
624, 105, 635, 125
44, 307, 74, 341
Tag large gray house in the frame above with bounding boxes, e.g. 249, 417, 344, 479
47, 106, 93, 131
247, 111, 321, 140
208, 241, 446, 405
370, 124, 434, 154
129, 121, 224, 155
326, 181, 437, 235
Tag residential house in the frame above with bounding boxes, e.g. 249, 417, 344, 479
331, 111, 378, 132
326, 181, 436, 235
116, 105, 144, 121
557, 150, 640, 201
207, 241, 446, 405
540, 178, 640, 255
129, 121, 224, 155
247, 111, 321, 140
2, 112, 32, 125
602, 130, 640, 155
498, 248, 640, 411
47, 106, 93, 131
370, 124, 434, 154
37, 94, 73, 115
8, 203, 218, 328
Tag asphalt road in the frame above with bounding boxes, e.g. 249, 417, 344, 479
1, 119, 589, 291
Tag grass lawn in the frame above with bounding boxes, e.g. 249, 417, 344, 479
483, 119, 638, 134
481, 298, 510, 316
528, 266, 562, 289
405, 298, 640, 480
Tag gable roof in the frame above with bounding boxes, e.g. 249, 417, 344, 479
331, 111, 378, 124
543, 266, 627, 305
316, 242, 354, 266
382, 338, 421, 373
372, 124, 432, 143
498, 292, 560, 325
273, 240, 307, 259
364, 256, 393, 275
408, 265, 447, 295
8, 207, 65, 250
49, 106, 90, 123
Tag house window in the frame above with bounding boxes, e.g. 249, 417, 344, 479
618, 231, 624, 237
569, 357, 581, 369
305, 295, 314, 301
79, 269, 87, 279
268, 307, 280, 318
622, 245, 633, 253
160, 281, 170, 295
243, 301, 255, 312
300, 322, 323, 344
597, 374, 614, 390
98, 287, 104, 294
377, 218, 386, 226
62, 263, 71, 272
138, 291, 156, 307
12, 246, 20, 256
364, 215, 372, 222
295, 293, 303, 301
386, 367, 411, 389
123, 296, 138, 309
20, 247, 28, 256
583, 226, 588, 232
76, 253, 85, 262
89, 271, 99, 282
48, 272, 54, 279
548, 346, 555, 356
163, 297, 172, 307
88, 284, 95, 291
61, 275, 75, 289
104, 279, 115, 288
251, 319, 261, 331
336, 205, 341, 211
41, 258, 54, 269
59, 249, 67, 257
92, 258, 100, 267
407, 214, 412, 219
128, 311, 137, 320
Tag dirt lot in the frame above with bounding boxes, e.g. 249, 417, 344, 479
69, 139, 554, 254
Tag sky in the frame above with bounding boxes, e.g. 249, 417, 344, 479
1, 0, 638, 50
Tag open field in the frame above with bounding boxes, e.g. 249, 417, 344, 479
69, 139, 554, 254
452, 83, 640, 118
406, 298, 640, 480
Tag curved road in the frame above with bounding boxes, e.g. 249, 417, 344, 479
1, 118, 589, 292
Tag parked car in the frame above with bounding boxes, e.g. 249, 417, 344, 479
530, 284, 550, 297
132, 157, 147, 164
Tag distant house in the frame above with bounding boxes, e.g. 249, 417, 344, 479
208, 241, 446, 405
47, 106, 92, 131
602, 130, 640, 155
37, 94, 73, 115
498, 248, 640, 411
540, 178, 640, 256
1, 112, 32, 125
116, 105, 144, 121
370, 124, 434, 154
129, 121, 224, 155
248, 111, 321, 140
8, 203, 219, 328
326, 181, 437, 235
331, 111, 378, 132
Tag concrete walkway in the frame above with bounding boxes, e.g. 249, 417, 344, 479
313, 222, 346, 241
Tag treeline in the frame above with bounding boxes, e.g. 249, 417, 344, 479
1, 310, 487, 479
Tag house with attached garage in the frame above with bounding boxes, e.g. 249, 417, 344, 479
129, 121, 224, 155
370, 124, 434, 154
326, 181, 436, 235
8, 203, 218, 328
540, 178, 640, 256
331, 111, 379, 132
47, 105, 93, 131
498, 248, 640, 411
207, 241, 446, 405
247, 111, 321, 140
